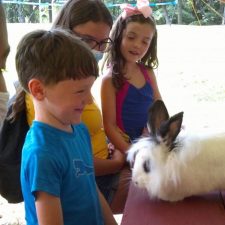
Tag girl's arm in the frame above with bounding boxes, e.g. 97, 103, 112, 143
101, 75, 130, 153
94, 149, 125, 176
98, 187, 118, 225
35, 191, 63, 225
147, 69, 162, 100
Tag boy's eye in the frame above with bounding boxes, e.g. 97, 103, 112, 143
75, 89, 85, 94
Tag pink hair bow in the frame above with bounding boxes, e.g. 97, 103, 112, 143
121, 0, 152, 19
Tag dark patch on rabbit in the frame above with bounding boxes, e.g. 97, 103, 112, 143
148, 100, 169, 136
129, 149, 139, 168
143, 159, 150, 173
148, 100, 183, 151
128, 99, 225, 202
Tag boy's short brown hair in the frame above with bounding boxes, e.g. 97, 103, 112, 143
16, 28, 99, 92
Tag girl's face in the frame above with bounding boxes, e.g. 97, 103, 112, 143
73, 21, 111, 52
120, 22, 155, 64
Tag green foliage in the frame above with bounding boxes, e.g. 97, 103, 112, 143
104, 0, 224, 25
184, 0, 224, 25
3, 0, 225, 25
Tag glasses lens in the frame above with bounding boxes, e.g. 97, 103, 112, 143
73, 30, 113, 52
82, 38, 98, 49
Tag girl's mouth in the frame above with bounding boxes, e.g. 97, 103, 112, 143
129, 50, 139, 56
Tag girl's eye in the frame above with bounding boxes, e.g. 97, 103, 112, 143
143, 39, 151, 45
127, 35, 135, 40
143, 42, 149, 46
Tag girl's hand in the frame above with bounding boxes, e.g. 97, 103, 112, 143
108, 143, 115, 157
110, 149, 126, 170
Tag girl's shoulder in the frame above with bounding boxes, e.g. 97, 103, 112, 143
102, 67, 113, 84
138, 63, 155, 79
102, 66, 113, 78
101, 70, 116, 95
138, 63, 153, 73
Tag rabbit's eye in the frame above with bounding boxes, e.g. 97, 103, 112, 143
143, 160, 150, 173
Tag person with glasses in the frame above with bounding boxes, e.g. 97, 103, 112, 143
0, 1, 10, 125
72, 30, 113, 62
53, 0, 128, 214
4, 0, 128, 214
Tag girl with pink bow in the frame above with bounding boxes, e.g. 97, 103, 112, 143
101, 0, 162, 154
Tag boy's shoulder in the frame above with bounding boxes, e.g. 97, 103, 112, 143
73, 122, 88, 130
23, 122, 91, 157
26, 122, 91, 149
29, 121, 88, 138
72, 122, 90, 141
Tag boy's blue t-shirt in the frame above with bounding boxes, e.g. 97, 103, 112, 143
21, 121, 104, 225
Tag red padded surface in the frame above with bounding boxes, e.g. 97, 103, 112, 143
121, 184, 225, 225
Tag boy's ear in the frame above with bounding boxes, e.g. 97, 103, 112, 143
28, 79, 45, 100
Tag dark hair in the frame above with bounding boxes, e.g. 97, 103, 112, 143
52, 0, 113, 30
10, 0, 112, 122
104, 14, 158, 90
9, 29, 98, 122
16, 28, 98, 92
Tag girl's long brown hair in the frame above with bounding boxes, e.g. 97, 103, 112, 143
103, 14, 158, 90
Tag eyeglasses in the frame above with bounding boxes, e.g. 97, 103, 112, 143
73, 31, 113, 52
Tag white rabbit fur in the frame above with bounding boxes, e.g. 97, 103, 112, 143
127, 100, 225, 202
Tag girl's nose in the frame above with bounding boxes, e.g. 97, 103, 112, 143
134, 40, 141, 49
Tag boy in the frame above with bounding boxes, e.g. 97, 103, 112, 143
17, 29, 117, 225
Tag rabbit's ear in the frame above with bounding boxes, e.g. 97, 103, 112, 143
147, 100, 169, 136
159, 112, 184, 149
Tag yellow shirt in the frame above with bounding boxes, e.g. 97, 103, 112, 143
25, 94, 35, 126
81, 102, 108, 159
25, 94, 108, 159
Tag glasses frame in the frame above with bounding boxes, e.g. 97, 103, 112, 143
73, 31, 113, 52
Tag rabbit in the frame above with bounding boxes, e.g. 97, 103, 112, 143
127, 100, 225, 202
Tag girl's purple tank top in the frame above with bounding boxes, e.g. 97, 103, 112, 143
116, 64, 154, 141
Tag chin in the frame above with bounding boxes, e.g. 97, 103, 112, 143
71, 117, 82, 125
